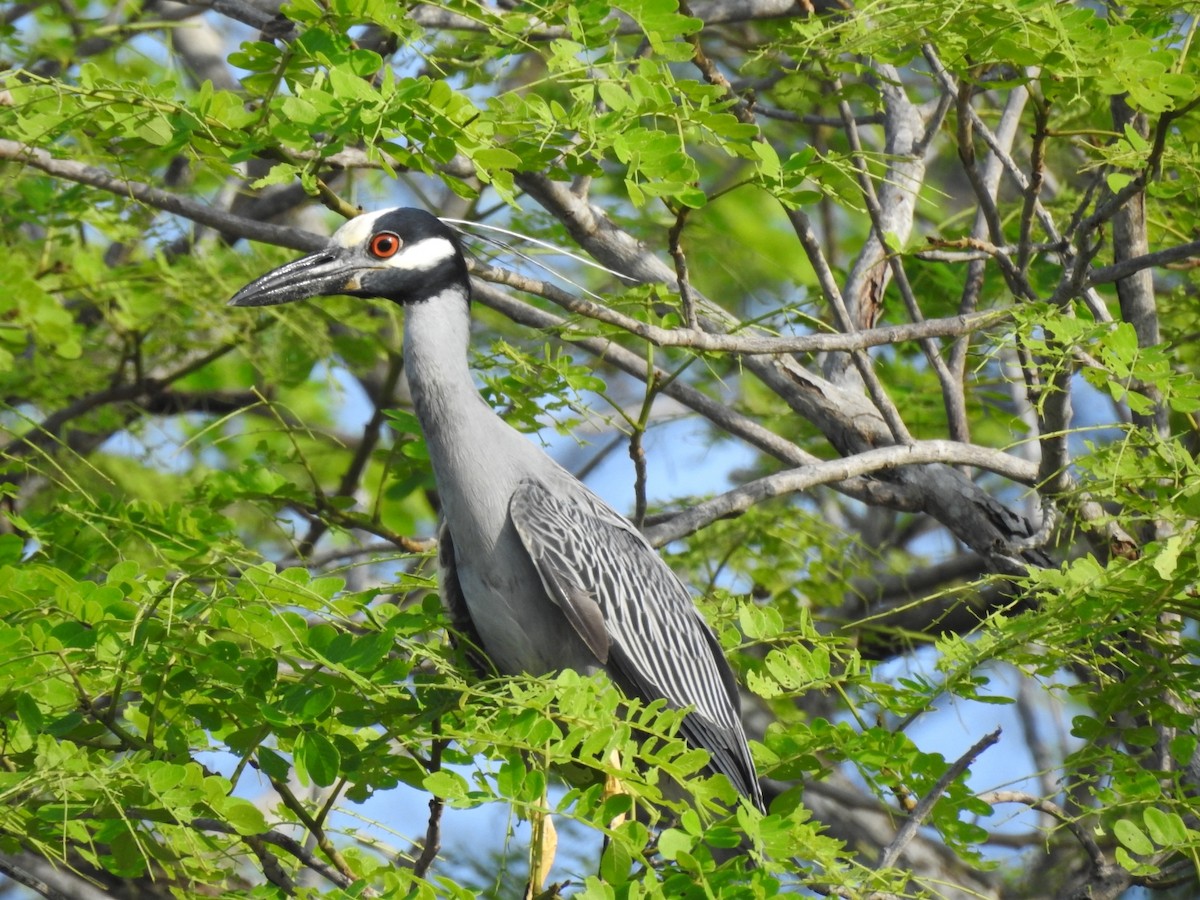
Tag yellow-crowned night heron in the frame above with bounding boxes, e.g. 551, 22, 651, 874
230, 208, 764, 811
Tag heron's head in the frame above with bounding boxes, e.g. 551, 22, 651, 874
230, 207, 469, 308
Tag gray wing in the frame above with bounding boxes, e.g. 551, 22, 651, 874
510, 477, 762, 809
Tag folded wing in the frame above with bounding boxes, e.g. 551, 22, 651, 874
510, 477, 762, 809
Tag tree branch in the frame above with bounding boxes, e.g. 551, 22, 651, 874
832, 69, 967, 441
644, 441, 1038, 546
974, 790, 1105, 871
0, 139, 325, 252
875, 727, 1001, 872
921, 45, 1113, 324
471, 260, 1008, 353
190, 818, 351, 890
1086, 238, 1200, 287
0, 852, 114, 900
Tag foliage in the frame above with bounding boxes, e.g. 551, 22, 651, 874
2, 1, 1200, 898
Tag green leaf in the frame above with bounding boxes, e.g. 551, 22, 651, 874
298, 684, 336, 720
14, 693, 43, 732
1122, 122, 1149, 152
0, 534, 25, 565
217, 796, 269, 835
348, 49, 383, 77
1152, 532, 1186, 579
753, 140, 781, 181
1143, 807, 1189, 847
597, 81, 631, 111
657, 827, 694, 861
473, 147, 522, 171
281, 95, 320, 126
1169, 734, 1198, 770
1113, 818, 1153, 855
328, 65, 378, 103
422, 770, 469, 801
257, 749, 291, 782
296, 732, 341, 787
599, 835, 631, 883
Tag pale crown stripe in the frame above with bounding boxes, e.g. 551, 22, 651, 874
331, 210, 392, 248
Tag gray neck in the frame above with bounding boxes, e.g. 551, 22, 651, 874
402, 286, 537, 514
403, 285, 478, 432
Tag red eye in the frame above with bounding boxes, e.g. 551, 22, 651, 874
369, 232, 401, 259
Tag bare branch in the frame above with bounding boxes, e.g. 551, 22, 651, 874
1086, 238, 1200, 287
410, 737, 447, 879
832, 69, 968, 441
802, 774, 998, 899
951, 76, 1032, 437
265, 778, 366, 892
644, 441, 1039, 546
875, 728, 1001, 872
1, 339, 269, 467
952, 80, 1038, 303
0, 139, 326, 252
0, 852, 113, 900
667, 208, 700, 329
782, 205, 913, 445
1018, 88, 1049, 275
184, 0, 291, 35
1109, 97, 1167, 442
975, 791, 1105, 871
190, 818, 350, 889
921, 45, 1113, 323
471, 260, 1009, 354
282, 496, 435, 555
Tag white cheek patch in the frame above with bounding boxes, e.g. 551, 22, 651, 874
331, 210, 391, 249
384, 236, 459, 272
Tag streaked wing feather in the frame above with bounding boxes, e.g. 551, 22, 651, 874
524, 562, 610, 662
510, 478, 762, 808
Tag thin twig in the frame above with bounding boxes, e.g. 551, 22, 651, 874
297, 352, 405, 557
244, 835, 298, 894
974, 790, 1105, 871
191, 818, 352, 889
782, 206, 913, 444
1086, 237, 1200, 287
267, 777, 362, 888
315, 177, 361, 220
0, 139, 325, 252
833, 76, 967, 442
282, 496, 435, 554
953, 81, 1037, 303
680, 0, 756, 125
411, 736, 448, 878
470, 260, 1009, 354
628, 424, 649, 530
666, 207, 700, 329
876, 727, 1001, 870
1018, 91, 1050, 275
920, 46, 1113, 323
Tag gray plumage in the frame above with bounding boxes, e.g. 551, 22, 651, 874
230, 207, 763, 810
